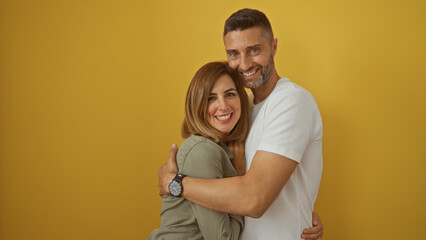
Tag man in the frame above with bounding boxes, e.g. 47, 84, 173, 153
158, 9, 323, 239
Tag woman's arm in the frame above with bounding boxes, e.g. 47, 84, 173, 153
180, 139, 244, 240
191, 202, 243, 240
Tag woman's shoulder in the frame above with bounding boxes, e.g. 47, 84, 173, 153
177, 136, 227, 170
177, 135, 230, 178
179, 135, 223, 156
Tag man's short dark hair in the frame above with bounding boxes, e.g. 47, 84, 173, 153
223, 8, 274, 42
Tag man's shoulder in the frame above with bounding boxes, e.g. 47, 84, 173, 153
274, 77, 312, 95
269, 77, 317, 106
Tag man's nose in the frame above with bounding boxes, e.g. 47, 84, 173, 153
239, 55, 251, 72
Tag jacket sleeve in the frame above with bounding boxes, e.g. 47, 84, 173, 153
180, 141, 244, 240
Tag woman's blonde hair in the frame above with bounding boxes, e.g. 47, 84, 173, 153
181, 61, 249, 143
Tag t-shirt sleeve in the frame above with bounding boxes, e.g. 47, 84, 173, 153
258, 90, 319, 163
180, 142, 244, 240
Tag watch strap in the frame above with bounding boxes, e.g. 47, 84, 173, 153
174, 173, 186, 183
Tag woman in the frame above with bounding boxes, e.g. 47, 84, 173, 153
148, 61, 249, 240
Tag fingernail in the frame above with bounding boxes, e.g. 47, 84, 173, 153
172, 143, 177, 148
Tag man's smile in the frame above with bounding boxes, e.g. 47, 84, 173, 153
241, 67, 259, 77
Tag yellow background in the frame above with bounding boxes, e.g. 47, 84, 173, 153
1, 0, 425, 239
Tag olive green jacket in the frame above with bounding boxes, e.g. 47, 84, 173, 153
148, 135, 244, 240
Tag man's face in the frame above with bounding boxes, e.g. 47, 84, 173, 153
224, 27, 277, 89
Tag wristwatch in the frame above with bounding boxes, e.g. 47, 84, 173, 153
169, 173, 186, 197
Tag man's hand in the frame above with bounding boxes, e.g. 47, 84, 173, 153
301, 212, 324, 239
157, 144, 179, 196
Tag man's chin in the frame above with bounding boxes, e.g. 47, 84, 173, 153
244, 77, 264, 89
243, 82, 256, 89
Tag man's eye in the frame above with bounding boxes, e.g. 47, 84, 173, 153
250, 48, 259, 54
228, 52, 238, 58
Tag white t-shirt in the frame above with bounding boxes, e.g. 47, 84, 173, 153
241, 77, 323, 240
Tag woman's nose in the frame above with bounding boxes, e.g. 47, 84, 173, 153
217, 98, 228, 110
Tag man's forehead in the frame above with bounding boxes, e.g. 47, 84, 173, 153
224, 28, 268, 50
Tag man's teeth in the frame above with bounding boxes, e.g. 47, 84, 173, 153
242, 69, 257, 77
216, 113, 232, 120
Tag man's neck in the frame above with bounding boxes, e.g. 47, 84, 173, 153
251, 70, 280, 105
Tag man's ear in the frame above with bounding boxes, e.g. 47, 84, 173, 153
272, 38, 278, 57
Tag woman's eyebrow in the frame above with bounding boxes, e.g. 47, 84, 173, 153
225, 88, 237, 93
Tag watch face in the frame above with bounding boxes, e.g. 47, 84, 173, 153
169, 180, 182, 197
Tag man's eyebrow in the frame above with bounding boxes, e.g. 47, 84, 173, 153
226, 44, 262, 52
226, 49, 237, 53
246, 44, 262, 49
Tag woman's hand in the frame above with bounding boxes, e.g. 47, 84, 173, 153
301, 212, 324, 239
228, 141, 246, 176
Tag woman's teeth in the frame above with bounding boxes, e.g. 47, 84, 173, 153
216, 113, 232, 120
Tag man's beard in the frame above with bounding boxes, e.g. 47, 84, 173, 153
243, 56, 275, 89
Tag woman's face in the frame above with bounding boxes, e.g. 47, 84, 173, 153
206, 74, 241, 134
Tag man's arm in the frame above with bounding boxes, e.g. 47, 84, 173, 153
159, 148, 297, 218
158, 145, 323, 239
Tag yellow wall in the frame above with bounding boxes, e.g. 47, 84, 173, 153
1, 0, 425, 239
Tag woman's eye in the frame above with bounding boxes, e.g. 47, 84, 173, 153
208, 96, 216, 102
226, 92, 236, 97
